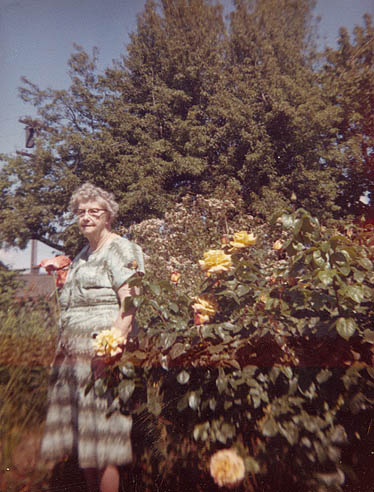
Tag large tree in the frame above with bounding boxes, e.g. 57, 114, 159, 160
0, 0, 364, 255
321, 13, 374, 215
0, 0, 225, 254
204, 0, 345, 219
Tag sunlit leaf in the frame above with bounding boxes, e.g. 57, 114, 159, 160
169, 302, 179, 313
161, 332, 177, 350
261, 417, 279, 437
177, 370, 190, 384
188, 391, 201, 410
149, 282, 161, 296
336, 317, 357, 340
357, 257, 372, 271
169, 343, 185, 359
363, 329, 374, 344
313, 250, 325, 268
245, 456, 260, 474
318, 270, 334, 286
118, 379, 135, 404
237, 283, 251, 297
345, 285, 365, 303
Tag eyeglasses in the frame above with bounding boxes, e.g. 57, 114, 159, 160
76, 208, 107, 218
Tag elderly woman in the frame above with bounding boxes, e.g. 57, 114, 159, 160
40, 183, 144, 492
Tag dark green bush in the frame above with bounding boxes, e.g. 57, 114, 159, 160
93, 209, 374, 491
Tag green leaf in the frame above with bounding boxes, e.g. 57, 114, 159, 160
149, 299, 160, 311
188, 391, 201, 410
220, 322, 241, 334
216, 375, 227, 394
331, 252, 348, 265
281, 214, 295, 229
261, 417, 279, 437
237, 283, 251, 297
318, 270, 334, 286
353, 269, 365, 283
280, 422, 299, 445
193, 422, 209, 441
120, 362, 135, 378
337, 264, 351, 276
293, 218, 302, 237
313, 250, 325, 268
132, 295, 144, 308
94, 379, 107, 397
357, 257, 372, 271
245, 456, 260, 474
118, 379, 135, 404
169, 342, 186, 359
169, 302, 179, 314
177, 370, 190, 384
208, 344, 225, 354
345, 285, 365, 303
130, 350, 147, 360
336, 317, 357, 340
177, 394, 188, 412
316, 369, 332, 384
161, 332, 177, 350
269, 367, 280, 384
200, 325, 214, 339
363, 329, 374, 344
220, 422, 235, 440
149, 282, 161, 296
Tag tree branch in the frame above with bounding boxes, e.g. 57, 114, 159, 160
30, 235, 65, 252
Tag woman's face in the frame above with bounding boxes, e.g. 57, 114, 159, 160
76, 199, 110, 239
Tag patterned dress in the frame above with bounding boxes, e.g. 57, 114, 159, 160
40, 235, 144, 469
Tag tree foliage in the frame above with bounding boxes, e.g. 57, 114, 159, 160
0, 262, 23, 311
321, 14, 374, 215
1, 0, 371, 254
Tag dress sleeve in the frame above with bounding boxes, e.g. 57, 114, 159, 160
105, 237, 145, 292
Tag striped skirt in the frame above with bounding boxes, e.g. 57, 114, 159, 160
40, 305, 132, 469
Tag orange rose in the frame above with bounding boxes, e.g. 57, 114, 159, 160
192, 296, 218, 325
39, 255, 72, 287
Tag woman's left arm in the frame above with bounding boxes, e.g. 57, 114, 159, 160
113, 283, 140, 341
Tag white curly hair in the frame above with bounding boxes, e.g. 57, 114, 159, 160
69, 183, 119, 223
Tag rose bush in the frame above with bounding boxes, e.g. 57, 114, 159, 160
89, 208, 374, 491
4, 201, 374, 491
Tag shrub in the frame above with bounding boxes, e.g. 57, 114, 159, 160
92, 208, 374, 491
0, 298, 58, 490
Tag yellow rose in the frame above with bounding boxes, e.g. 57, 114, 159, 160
192, 296, 218, 324
230, 231, 257, 251
209, 449, 246, 488
92, 328, 125, 357
259, 293, 267, 303
170, 272, 181, 283
199, 250, 233, 273
273, 239, 283, 250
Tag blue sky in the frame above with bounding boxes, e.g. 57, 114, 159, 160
0, 0, 373, 270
